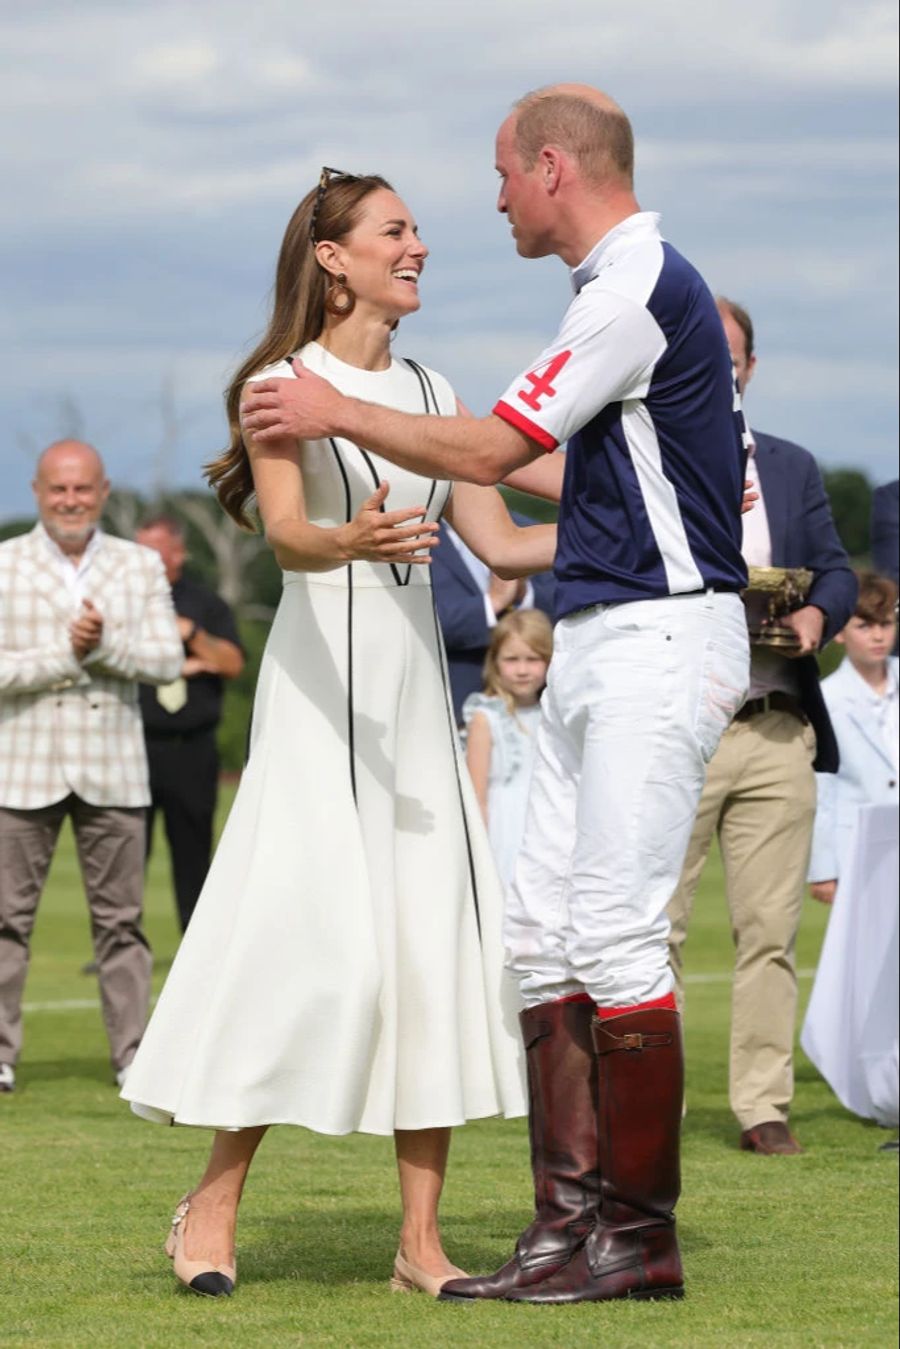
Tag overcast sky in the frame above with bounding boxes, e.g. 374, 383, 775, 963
1, 0, 897, 520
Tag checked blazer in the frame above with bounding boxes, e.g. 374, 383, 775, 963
0, 525, 183, 809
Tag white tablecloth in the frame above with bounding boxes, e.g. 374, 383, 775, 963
801, 803, 899, 1127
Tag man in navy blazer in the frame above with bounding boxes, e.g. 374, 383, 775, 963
433, 512, 556, 725
871, 480, 899, 655
871, 480, 899, 587
667, 298, 857, 1156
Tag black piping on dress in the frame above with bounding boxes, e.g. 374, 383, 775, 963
332, 360, 482, 941
329, 437, 358, 806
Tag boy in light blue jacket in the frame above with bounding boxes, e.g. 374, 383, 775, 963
808, 572, 899, 904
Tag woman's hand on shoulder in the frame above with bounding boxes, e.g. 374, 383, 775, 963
338, 481, 439, 565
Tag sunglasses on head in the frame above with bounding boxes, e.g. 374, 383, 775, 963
309, 166, 359, 242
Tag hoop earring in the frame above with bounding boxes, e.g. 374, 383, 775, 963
324, 273, 356, 317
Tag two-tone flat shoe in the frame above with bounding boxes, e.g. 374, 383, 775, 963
389, 1248, 468, 1298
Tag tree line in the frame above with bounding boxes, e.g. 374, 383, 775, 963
0, 468, 880, 771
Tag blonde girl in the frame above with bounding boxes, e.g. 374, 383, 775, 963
464, 609, 553, 890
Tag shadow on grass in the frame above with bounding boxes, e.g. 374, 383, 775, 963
794, 1060, 826, 1085
228, 1207, 546, 1288
682, 1105, 738, 1147
675, 1223, 713, 1254
683, 1094, 890, 1157
205, 1206, 718, 1289
238, 1207, 419, 1287
16, 1056, 112, 1087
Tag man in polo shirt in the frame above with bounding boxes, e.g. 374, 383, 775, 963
135, 517, 244, 933
666, 299, 856, 1156
241, 84, 750, 1304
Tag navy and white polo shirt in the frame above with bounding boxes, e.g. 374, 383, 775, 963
494, 212, 749, 619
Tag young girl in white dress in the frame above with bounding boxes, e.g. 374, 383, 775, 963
120, 169, 563, 1299
463, 610, 553, 891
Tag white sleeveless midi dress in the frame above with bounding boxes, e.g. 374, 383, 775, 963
122, 343, 526, 1134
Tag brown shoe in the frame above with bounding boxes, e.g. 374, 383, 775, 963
740, 1121, 803, 1155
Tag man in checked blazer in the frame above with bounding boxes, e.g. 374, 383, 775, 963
0, 441, 182, 1094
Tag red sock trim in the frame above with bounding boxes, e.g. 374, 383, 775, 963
595, 992, 677, 1020
550, 992, 593, 1006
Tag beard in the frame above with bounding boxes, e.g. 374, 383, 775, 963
44, 516, 96, 549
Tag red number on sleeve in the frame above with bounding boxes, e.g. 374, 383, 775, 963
516, 350, 572, 412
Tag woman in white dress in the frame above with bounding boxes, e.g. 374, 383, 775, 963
121, 169, 559, 1298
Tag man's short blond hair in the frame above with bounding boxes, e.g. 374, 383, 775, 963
512, 90, 634, 187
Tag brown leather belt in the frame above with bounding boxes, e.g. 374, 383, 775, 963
734, 691, 808, 724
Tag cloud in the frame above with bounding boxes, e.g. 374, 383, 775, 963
761, 352, 898, 403
0, 0, 896, 519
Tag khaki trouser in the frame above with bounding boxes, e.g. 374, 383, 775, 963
0, 794, 151, 1073
667, 710, 817, 1131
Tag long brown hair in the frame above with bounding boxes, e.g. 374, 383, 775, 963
206, 173, 393, 529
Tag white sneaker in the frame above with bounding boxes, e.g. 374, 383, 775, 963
115, 1064, 130, 1089
0, 1064, 15, 1093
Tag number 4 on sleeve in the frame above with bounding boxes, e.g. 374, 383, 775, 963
516, 351, 572, 412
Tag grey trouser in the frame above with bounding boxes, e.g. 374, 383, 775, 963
0, 794, 151, 1072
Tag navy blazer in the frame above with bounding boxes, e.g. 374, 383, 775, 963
753, 431, 858, 772
432, 514, 556, 724
870, 479, 899, 586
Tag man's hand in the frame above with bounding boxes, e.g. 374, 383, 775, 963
70, 598, 103, 660
809, 879, 837, 905
741, 478, 759, 514
241, 360, 346, 442
182, 656, 216, 677
781, 604, 825, 657
176, 615, 196, 644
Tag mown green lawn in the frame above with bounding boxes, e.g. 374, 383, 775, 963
0, 788, 896, 1348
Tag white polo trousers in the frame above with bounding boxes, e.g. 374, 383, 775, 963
505, 592, 749, 1009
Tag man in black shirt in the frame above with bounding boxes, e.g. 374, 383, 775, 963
136, 516, 244, 930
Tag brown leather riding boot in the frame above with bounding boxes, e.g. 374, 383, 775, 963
507, 1005, 685, 1304
439, 996, 601, 1302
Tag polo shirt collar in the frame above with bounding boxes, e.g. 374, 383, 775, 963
571, 211, 662, 294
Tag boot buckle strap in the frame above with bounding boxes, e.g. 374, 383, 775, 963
597, 1030, 673, 1054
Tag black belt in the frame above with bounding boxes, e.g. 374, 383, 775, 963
575, 586, 740, 617
679, 585, 740, 596
734, 692, 807, 724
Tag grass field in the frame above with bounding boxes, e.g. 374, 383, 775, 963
0, 788, 896, 1348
